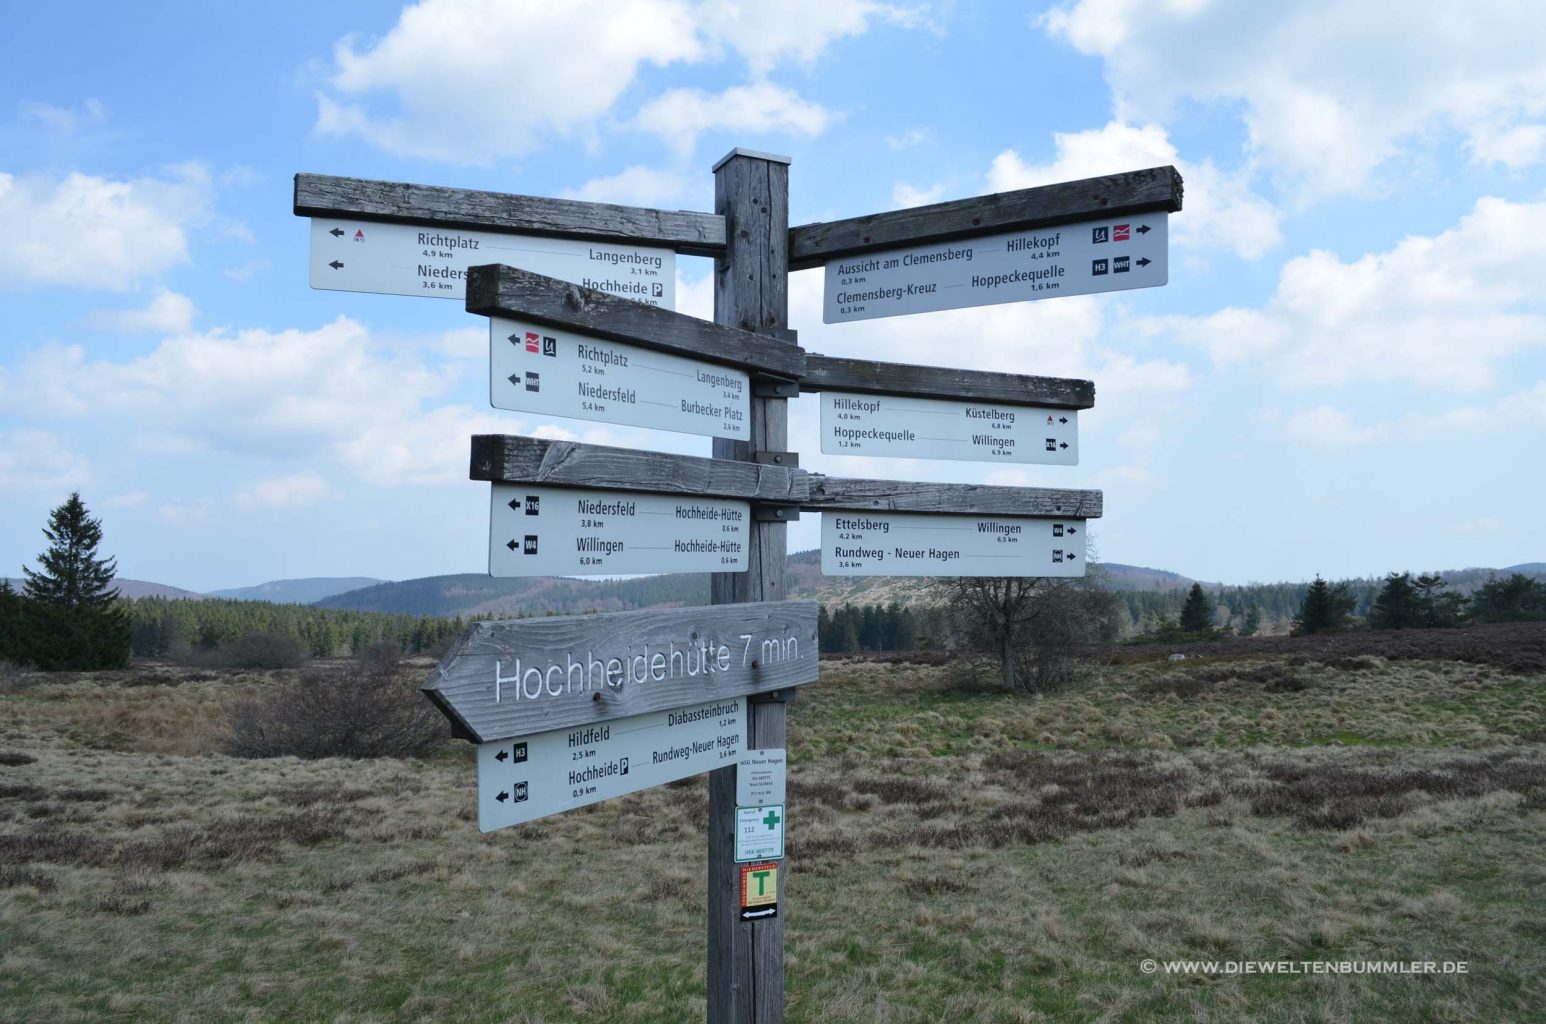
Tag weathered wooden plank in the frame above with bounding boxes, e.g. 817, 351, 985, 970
465, 264, 805, 379
469, 435, 809, 503
800, 353, 1093, 409
709, 149, 794, 1024
802, 475, 1103, 518
788, 165, 1183, 270
294, 173, 726, 256
422, 601, 818, 742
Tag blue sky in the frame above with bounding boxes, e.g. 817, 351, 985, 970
2, 0, 1543, 592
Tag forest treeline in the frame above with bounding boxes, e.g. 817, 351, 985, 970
127, 596, 469, 659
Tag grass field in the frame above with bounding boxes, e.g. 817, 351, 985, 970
2, 646, 1545, 1023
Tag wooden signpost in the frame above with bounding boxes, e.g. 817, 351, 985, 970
295, 153, 1180, 1024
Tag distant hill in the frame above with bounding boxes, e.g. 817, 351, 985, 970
3, 577, 204, 601
316, 572, 710, 618
1506, 562, 1546, 575
207, 577, 385, 604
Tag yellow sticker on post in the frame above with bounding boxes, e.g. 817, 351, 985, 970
740, 862, 779, 921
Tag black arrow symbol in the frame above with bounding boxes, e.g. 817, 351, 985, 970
496, 790, 509, 802
1059, 416, 1068, 424
1136, 225, 1151, 234
1068, 527, 1077, 535
496, 749, 508, 762
506, 539, 518, 551
508, 334, 521, 346
1070, 553, 1078, 559
508, 498, 521, 512
1137, 257, 1151, 267
507, 373, 520, 386
1060, 442, 1069, 449
328, 260, 344, 270
329, 228, 345, 238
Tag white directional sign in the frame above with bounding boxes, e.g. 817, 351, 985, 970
476, 697, 746, 832
490, 484, 749, 577
490, 316, 749, 439
821, 511, 1087, 577
309, 218, 675, 308
823, 211, 1166, 322
820, 392, 1077, 464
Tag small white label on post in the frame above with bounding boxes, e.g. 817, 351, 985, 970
736, 749, 787, 807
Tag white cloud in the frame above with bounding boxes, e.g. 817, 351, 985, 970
1040, 0, 1546, 199
316, 0, 704, 162
0, 318, 542, 490
1163, 197, 1546, 390
157, 498, 214, 526
0, 430, 90, 496
0, 166, 212, 290
235, 472, 331, 510
885, 128, 931, 150
636, 83, 835, 158
891, 182, 946, 209
564, 165, 703, 209
20, 97, 107, 133
987, 121, 1282, 260
697, 0, 922, 75
1285, 383, 1546, 446
104, 491, 149, 509
223, 258, 271, 284
85, 289, 197, 334
315, 0, 913, 162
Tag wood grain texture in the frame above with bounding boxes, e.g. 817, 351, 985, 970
469, 435, 808, 503
788, 165, 1183, 270
800, 353, 1094, 408
294, 173, 725, 256
421, 601, 818, 742
709, 150, 793, 1024
465, 264, 805, 379
802, 475, 1103, 518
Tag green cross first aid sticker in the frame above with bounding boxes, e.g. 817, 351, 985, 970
734, 804, 785, 862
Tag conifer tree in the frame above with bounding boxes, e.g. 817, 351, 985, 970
1178, 582, 1213, 634
1292, 576, 1356, 635
21, 493, 131, 670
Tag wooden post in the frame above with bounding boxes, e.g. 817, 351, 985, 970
707, 148, 791, 1024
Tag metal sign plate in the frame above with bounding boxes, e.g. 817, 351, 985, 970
490, 484, 749, 577
476, 697, 745, 832
310, 218, 675, 308
821, 511, 1088, 577
735, 804, 785, 862
819, 391, 1077, 464
823, 212, 1166, 322
490, 316, 748, 439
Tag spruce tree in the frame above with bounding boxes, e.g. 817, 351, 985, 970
1178, 582, 1213, 634
1370, 572, 1420, 629
1292, 576, 1356, 635
21, 493, 131, 670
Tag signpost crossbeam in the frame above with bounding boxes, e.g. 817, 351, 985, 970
466, 263, 806, 380
787, 165, 1182, 271
802, 475, 1103, 518
422, 600, 818, 743
295, 173, 726, 255
799, 353, 1093, 409
469, 435, 809, 504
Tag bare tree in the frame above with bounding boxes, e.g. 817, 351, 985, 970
934, 566, 1121, 693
